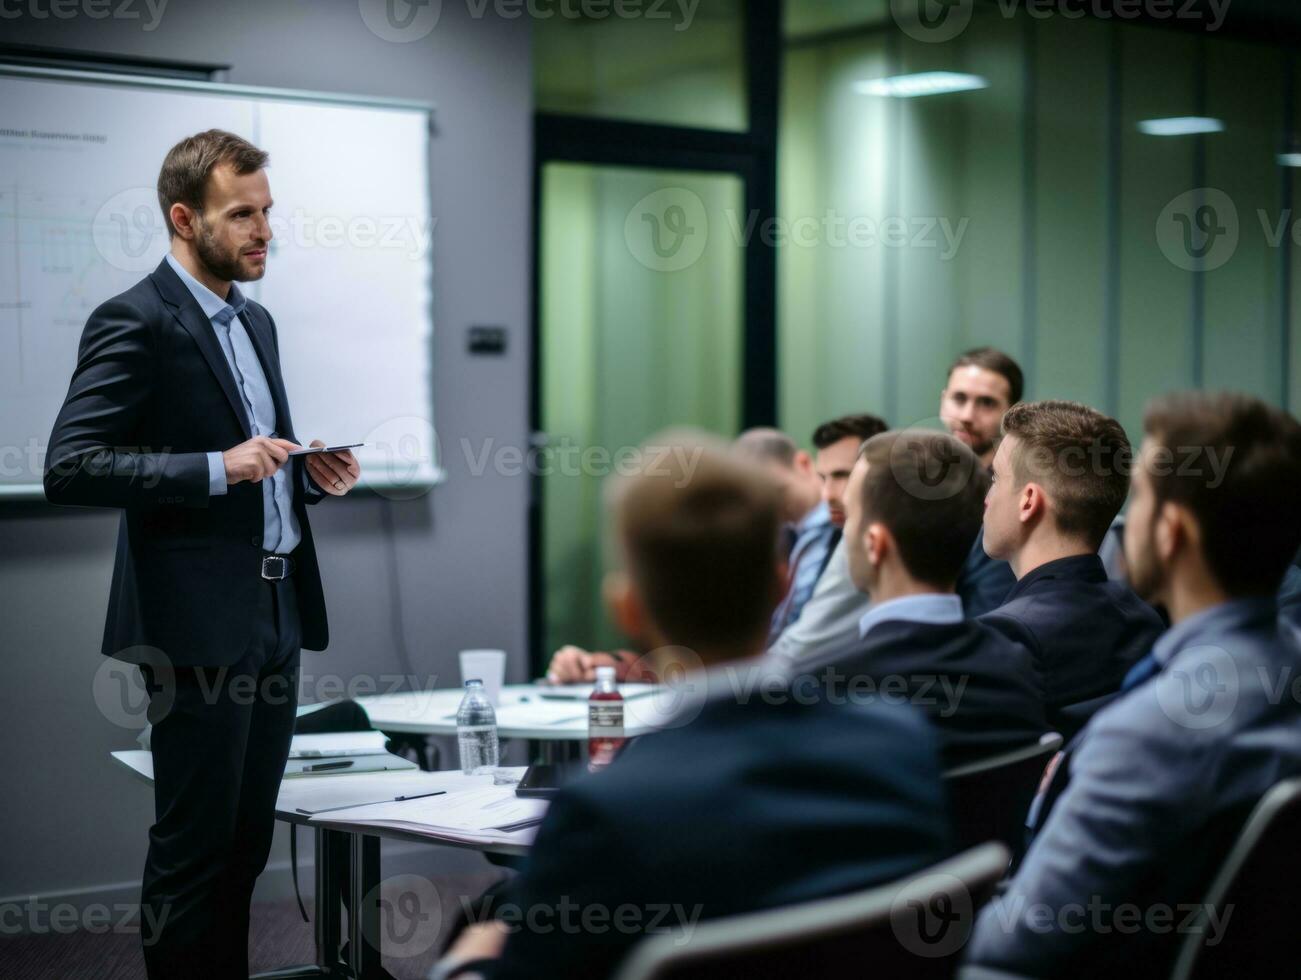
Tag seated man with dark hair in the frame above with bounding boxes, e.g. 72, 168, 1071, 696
792, 429, 1046, 769
437, 435, 952, 980
979, 400, 1165, 737
969, 391, 1301, 978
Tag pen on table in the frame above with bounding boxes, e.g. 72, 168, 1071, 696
302, 760, 353, 772
295, 789, 448, 815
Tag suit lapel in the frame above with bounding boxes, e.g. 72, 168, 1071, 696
150, 259, 252, 441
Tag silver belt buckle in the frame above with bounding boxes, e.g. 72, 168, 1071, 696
261, 555, 289, 580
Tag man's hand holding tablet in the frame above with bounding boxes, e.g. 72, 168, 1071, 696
301, 440, 362, 495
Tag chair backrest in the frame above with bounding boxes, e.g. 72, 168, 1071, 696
1170, 776, 1301, 980
943, 732, 1063, 859
612, 842, 1011, 980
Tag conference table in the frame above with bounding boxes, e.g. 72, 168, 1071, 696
108, 683, 679, 979
354, 682, 680, 759
112, 751, 540, 980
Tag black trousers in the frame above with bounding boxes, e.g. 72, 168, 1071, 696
138, 577, 301, 979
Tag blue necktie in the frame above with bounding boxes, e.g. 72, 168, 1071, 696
1121, 652, 1161, 692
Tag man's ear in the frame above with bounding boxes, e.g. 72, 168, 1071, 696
602, 570, 644, 641
793, 449, 814, 476
865, 522, 889, 568
1158, 500, 1197, 565
170, 202, 199, 241
1020, 482, 1046, 525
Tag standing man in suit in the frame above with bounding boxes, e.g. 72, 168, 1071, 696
940, 347, 1021, 615
44, 130, 360, 978
438, 438, 951, 980
794, 430, 1046, 768
968, 391, 1301, 978
979, 400, 1165, 736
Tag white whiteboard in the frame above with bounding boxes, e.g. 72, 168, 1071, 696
0, 66, 439, 497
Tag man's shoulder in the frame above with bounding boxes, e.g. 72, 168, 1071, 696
88, 272, 168, 325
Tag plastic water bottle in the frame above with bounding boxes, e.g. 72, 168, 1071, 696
456, 679, 500, 775
588, 666, 626, 772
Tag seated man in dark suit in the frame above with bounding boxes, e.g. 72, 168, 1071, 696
793, 429, 1047, 769
968, 391, 1301, 978
436, 436, 952, 980
979, 400, 1165, 737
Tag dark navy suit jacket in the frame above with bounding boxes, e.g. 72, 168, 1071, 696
956, 528, 1017, 617
488, 683, 951, 980
800, 618, 1047, 769
44, 259, 329, 666
979, 554, 1165, 737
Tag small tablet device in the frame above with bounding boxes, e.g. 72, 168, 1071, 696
287, 443, 364, 457
515, 761, 585, 799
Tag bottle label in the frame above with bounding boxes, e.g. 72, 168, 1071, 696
589, 702, 624, 737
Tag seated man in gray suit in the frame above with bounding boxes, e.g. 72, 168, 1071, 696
968, 391, 1301, 978
979, 400, 1165, 737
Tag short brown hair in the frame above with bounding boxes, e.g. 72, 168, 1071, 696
1001, 400, 1132, 549
157, 129, 268, 237
858, 429, 988, 589
947, 347, 1024, 405
611, 437, 783, 651
811, 413, 889, 450
1143, 392, 1301, 597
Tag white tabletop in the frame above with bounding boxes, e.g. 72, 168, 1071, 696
353, 683, 681, 740
111, 750, 540, 855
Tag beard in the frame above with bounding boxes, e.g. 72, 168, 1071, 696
194, 220, 264, 283
1126, 519, 1165, 605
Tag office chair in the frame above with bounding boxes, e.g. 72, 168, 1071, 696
943, 732, 1063, 861
612, 842, 1011, 980
1170, 775, 1301, 980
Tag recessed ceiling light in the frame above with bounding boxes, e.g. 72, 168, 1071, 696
1137, 117, 1225, 136
854, 72, 988, 99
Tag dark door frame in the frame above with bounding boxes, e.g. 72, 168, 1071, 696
526, 0, 781, 673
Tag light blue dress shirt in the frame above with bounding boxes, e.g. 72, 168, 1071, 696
857, 592, 963, 639
968, 596, 1301, 975
769, 501, 837, 640
165, 254, 300, 554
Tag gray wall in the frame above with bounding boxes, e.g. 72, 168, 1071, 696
0, 0, 533, 904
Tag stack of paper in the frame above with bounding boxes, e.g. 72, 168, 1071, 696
284, 730, 416, 777
310, 774, 548, 847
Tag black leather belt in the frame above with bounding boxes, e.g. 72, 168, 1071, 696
260, 551, 295, 580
